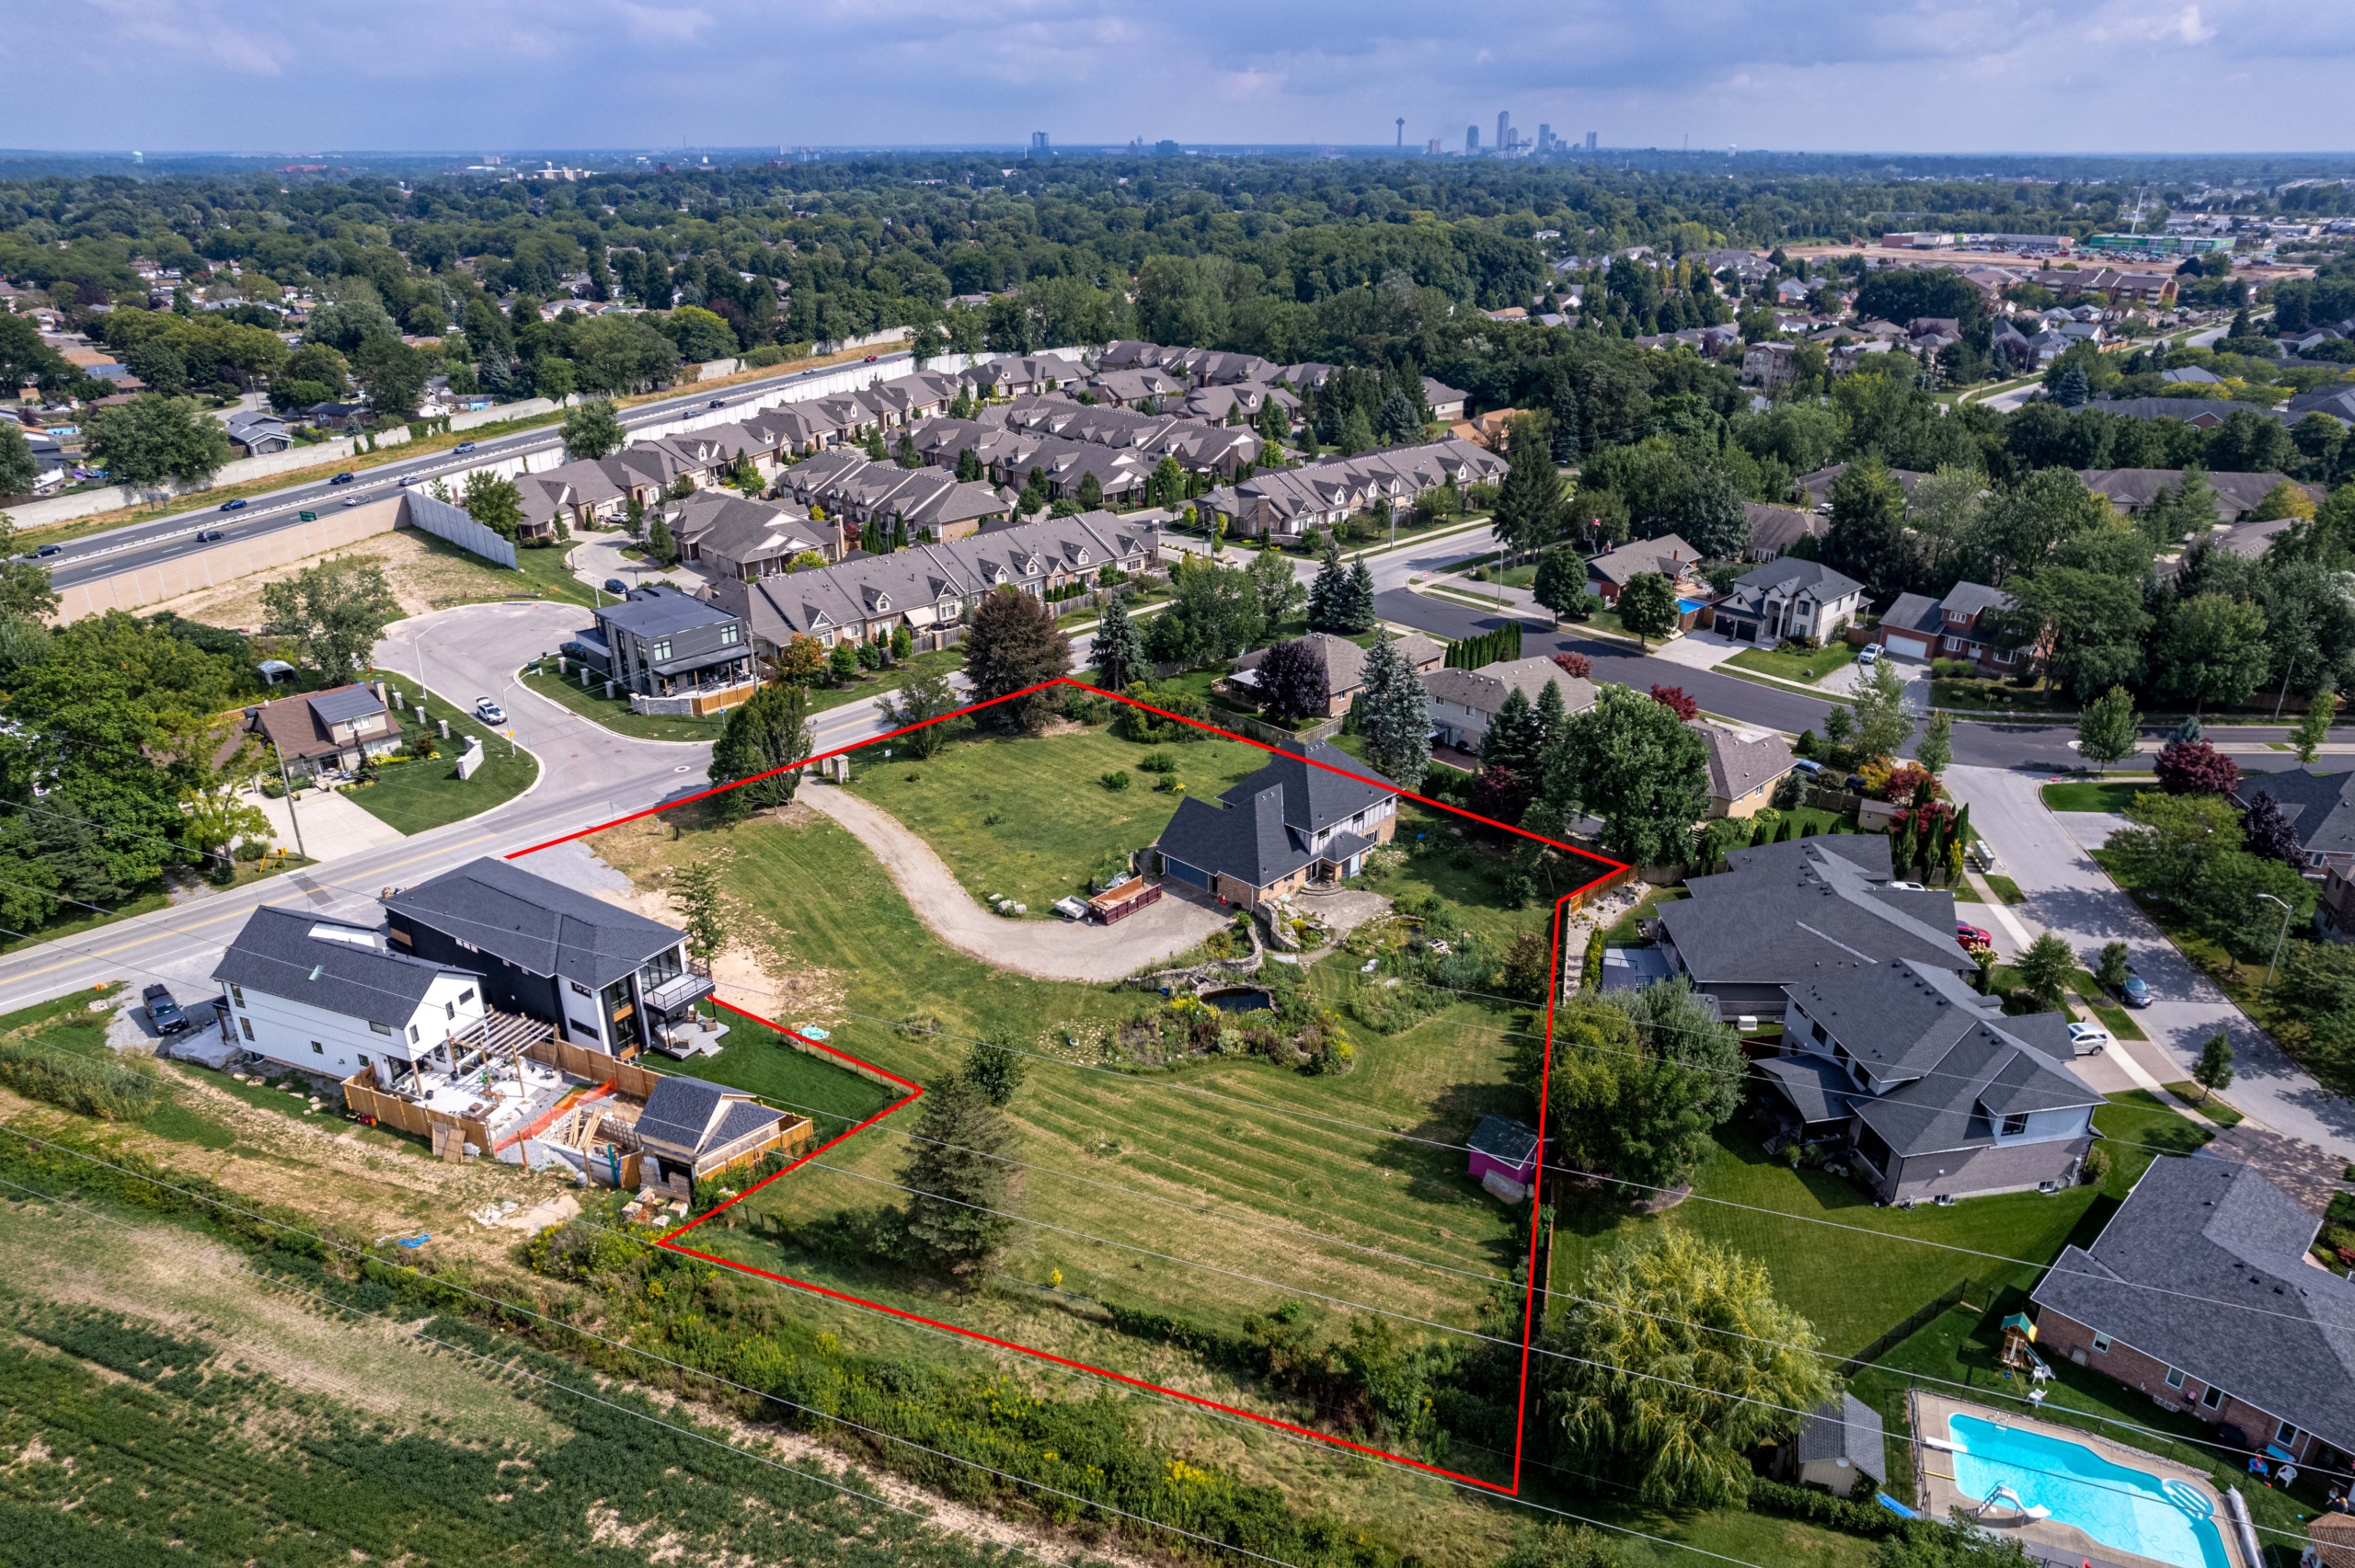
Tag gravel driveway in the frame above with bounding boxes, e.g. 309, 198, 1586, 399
796, 784, 1229, 982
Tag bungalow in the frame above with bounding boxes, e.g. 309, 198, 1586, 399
1689, 723, 1795, 819
1795, 464, 1928, 509
632, 1075, 808, 1190
2031, 1157, 2355, 1469
1421, 656, 1597, 751
1874, 580, 2020, 672
1708, 559, 1866, 647
385, 857, 710, 1059
775, 451, 1013, 543
1657, 836, 1974, 1019
1154, 738, 1398, 912
1584, 533, 1703, 606
2232, 769, 2355, 876
589, 585, 756, 714
1765, 956, 2099, 1203
224, 409, 290, 455
1229, 630, 1444, 718
2077, 468, 2325, 527
1080, 367, 1188, 408
213, 906, 486, 1089
670, 491, 838, 579
241, 682, 405, 778
1741, 501, 1826, 561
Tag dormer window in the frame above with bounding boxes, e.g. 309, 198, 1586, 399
1999, 1111, 2029, 1137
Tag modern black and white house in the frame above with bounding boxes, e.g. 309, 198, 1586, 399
585, 585, 756, 713
212, 906, 488, 1088
384, 858, 710, 1059
1760, 956, 2102, 1204
1654, 837, 1975, 1022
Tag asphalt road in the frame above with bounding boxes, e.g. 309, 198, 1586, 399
34, 349, 919, 591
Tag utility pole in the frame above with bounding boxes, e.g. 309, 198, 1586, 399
274, 745, 307, 862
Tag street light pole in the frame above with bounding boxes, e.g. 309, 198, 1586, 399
2257, 892, 2294, 993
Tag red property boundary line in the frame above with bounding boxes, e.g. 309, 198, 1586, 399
506, 674, 1629, 1495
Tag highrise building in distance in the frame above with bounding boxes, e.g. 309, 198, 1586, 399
1537, 123, 1553, 153
1465, 124, 1479, 154
1497, 110, 1512, 153
1029, 131, 1050, 156
1586, 131, 1598, 152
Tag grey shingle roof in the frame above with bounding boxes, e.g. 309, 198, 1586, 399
1154, 740, 1396, 892
1795, 1393, 1885, 1482
1880, 592, 1944, 638
2238, 769, 2355, 859
213, 906, 477, 1031
2031, 1157, 2355, 1453
1660, 839, 1971, 989
1690, 723, 1794, 804
1720, 557, 1866, 612
596, 584, 739, 640
636, 1075, 726, 1155
386, 858, 682, 989
1755, 1054, 1855, 1126
1420, 658, 1596, 721
1469, 1115, 1540, 1166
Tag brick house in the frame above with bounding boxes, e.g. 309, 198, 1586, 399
1874, 581, 2027, 674
1585, 533, 1703, 606
2032, 1156, 2355, 1471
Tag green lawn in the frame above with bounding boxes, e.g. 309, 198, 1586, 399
1725, 640, 1860, 685
1602, 886, 1688, 946
340, 671, 538, 834
521, 665, 729, 742
0, 986, 258, 1154
1982, 874, 2027, 905
2039, 779, 2155, 813
2163, 1082, 2244, 1126
501, 539, 602, 608
1931, 675, 2071, 713
843, 723, 1276, 914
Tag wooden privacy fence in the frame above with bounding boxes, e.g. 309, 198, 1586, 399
524, 1036, 662, 1099
341, 1072, 493, 1155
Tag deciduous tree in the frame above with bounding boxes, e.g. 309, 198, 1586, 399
560, 398, 626, 460
1615, 571, 1679, 647
258, 556, 399, 684
1537, 682, 1711, 868
2075, 685, 2140, 773
85, 394, 234, 496
1258, 636, 1329, 722
880, 670, 960, 760
707, 682, 812, 821
963, 585, 1073, 734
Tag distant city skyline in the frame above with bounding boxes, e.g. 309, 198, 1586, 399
4, 1, 2352, 154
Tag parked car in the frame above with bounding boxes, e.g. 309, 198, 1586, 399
1888, 880, 1927, 892
559, 639, 602, 663
216, 498, 247, 511
142, 983, 189, 1035
195, 528, 225, 543
474, 697, 506, 725
1791, 758, 1824, 776
603, 578, 627, 595
2120, 971, 2153, 1008
1857, 643, 1882, 666
328, 471, 355, 485
1844, 773, 1868, 792
1955, 921, 1993, 946
454, 441, 477, 452
2066, 1023, 2111, 1056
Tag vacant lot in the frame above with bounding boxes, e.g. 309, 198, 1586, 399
845, 722, 1277, 912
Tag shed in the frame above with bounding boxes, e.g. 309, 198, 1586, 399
1468, 1115, 1543, 1187
2305, 1509, 2355, 1568
1791, 1393, 1885, 1498
630, 1074, 810, 1188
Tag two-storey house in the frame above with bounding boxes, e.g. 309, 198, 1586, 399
385, 857, 710, 1059
213, 906, 486, 1088
1763, 956, 2101, 1203
1154, 739, 1399, 911
1875, 580, 2024, 673
243, 683, 406, 778
1708, 559, 1867, 647
587, 585, 755, 715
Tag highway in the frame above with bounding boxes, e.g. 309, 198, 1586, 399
32, 349, 921, 592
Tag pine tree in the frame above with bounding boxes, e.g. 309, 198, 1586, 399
899, 1076, 1022, 1273
1340, 559, 1377, 634
1358, 630, 1431, 788
1306, 532, 1345, 632
1091, 593, 1147, 692
1483, 686, 1545, 774
1534, 678, 1568, 755
2053, 361, 2091, 408
956, 447, 982, 482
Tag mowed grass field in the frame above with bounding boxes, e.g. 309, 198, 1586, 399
844, 723, 1277, 912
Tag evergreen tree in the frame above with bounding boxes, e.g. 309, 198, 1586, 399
1492, 429, 1568, 559
2053, 361, 2091, 408
1076, 470, 1104, 509
1357, 630, 1431, 788
1533, 677, 1568, 755
898, 1076, 1022, 1273
1305, 532, 1346, 632
955, 447, 982, 483
1339, 558, 1378, 634
1482, 685, 1545, 774
1090, 592, 1148, 692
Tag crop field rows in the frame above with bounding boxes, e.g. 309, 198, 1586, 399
515, 677, 1629, 1495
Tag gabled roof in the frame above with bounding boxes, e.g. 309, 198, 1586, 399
1219, 738, 1396, 835
308, 685, 386, 727
1156, 740, 1397, 890
1742, 502, 1824, 555
213, 905, 477, 1031
2031, 1157, 2355, 1453
634, 1074, 787, 1161
1794, 1393, 1885, 1482
1421, 657, 1596, 721
244, 682, 402, 763
1660, 838, 1972, 988
385, 857, 682, 989
1587, 534, 1700, 587
1689, 723, 1794, 803
2237, 769, 2355, 858
1468, 1114, 1541, 1166
1717, 558, 1866, 614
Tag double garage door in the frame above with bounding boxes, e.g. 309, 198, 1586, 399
1881, 634, 1933, 660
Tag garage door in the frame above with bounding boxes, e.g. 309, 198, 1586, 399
1161, 856, 1211, 889
1883, 635, 1932, 660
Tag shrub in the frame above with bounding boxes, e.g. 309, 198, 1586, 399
1745, 1477, 1902, 1539
1135, 750, 1179, 773
1100, 770, 1131, 791
0, 1040, 163, 1122
2081, 1144, 2112, 1185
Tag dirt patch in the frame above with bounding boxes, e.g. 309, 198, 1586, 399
138, 528, 517, 629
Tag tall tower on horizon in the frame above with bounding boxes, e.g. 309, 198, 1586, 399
1396, 117, 1405, 149
1028, 131, 1050, 157
1497, 109, 1512, 153
1465, 123, 1479, 155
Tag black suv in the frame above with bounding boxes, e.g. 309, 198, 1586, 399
143, 983, 189, 1035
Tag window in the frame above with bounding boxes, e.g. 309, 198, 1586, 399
356, 1055, 370, 1070
370, 1020, 392, 1036
239, 1017, 254, 1041
408, 1024, 419, 1043
719, 624, 741, 646
2202, 1385, 2223, 1409
2000, 1111, 2029, 1137
2092, 1333, 2111, 1354
229, 984, 245, 1008
650, 639, 673, 662
458, 989, 475, 1006
570, 980, 592, 997
2165, 1368, 2185, 1391
311, 1041, 324, 1055
446, 1001, 456, 1020
2279, 1421, 2303, 1447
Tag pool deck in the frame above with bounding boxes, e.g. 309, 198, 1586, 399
1907, 1391, 2255, 1568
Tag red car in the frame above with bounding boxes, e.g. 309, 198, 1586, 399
1956, 921, 1993, 947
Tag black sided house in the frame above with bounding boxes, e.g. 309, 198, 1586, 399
1153, 738, 1399, 913
385, 857, 712, 1059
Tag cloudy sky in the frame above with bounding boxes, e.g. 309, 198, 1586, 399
13, 0, 2354, 154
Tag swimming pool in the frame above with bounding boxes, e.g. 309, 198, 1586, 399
1947, 1414, 2232, 1568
